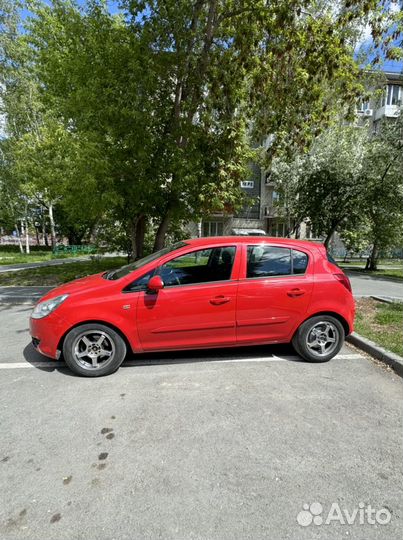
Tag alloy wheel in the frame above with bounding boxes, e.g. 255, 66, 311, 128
72, 330, 116, 370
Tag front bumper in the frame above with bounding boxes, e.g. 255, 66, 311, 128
29, 312, 66, 359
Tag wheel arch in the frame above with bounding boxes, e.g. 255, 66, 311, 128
57, 320, 134, 358
295, 311, 350, 338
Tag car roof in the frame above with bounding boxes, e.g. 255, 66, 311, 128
184, 236, 323, 250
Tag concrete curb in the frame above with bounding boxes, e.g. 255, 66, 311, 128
347, 332, 403, 377
371, 295, 403, 304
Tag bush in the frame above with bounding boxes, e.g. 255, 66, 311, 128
0, 244, 53, 253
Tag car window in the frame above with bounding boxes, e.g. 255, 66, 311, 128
327, 252, 339, 267
158, 246, 236, 287
104, 241, 187, 280
247, 246, 291, 277
123, 270, 155, 292
292, 249, 309, 274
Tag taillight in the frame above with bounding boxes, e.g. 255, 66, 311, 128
334, 273, 352, 293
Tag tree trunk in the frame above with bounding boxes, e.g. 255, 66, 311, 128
135, 215, 146, 259
15, 223, 24, 254
48, 203, 56, 249
324, 228, 336, 250
129, 215, 146, 261
367, 242, 379, 271
42, 214, 49, 247
24, 217, 30, 254
153, 211, 171, 252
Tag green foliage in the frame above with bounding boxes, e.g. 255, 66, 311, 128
362, 110, 403, 261
271, 110, 403, 261
0, 0, 396, 257
339, 223, 371, 257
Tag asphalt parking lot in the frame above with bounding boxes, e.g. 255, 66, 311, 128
0, 304, 402, 540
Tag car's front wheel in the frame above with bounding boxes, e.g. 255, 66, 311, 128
63, 323, 127, 377
292, 315, 345, 363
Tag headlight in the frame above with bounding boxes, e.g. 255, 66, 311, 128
31, 294, 69, 319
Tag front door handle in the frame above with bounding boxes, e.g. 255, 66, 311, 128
210, 296, 230, 305
287, 288, 306, 297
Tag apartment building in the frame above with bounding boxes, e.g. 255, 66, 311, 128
357, 71, 403, 132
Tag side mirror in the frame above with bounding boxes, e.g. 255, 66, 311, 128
147, 275, 164, 292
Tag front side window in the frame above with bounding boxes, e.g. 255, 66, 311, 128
158, 246, 236, 287
247, 246, 309, 278
104, 242, 187, 280
124, 270, 155, 292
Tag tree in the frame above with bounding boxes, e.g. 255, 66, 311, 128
339, 222, 371, 260
273, 124, 369, 248
362, 108, 403, 270
1, 0, 115, 249
17, 0, 389, 257
12, 117, 112, 248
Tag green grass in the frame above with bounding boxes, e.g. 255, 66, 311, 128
355, 298, 403, 357
371, 268, 403, 279
0, 257, 127, 286
0, 250, 91, 265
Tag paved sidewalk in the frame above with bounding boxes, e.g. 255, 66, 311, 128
0, 305, 402, 540
0, 286, 53, 303
346, 271, 403, 299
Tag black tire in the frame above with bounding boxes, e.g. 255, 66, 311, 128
292, 315, 345, 363
63, 323, 127, 377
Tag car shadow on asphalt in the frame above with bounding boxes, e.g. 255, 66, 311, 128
23, 341, 304, 376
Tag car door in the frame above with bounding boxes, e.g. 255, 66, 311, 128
236, 244, 314, 344
136, 245, 240, 351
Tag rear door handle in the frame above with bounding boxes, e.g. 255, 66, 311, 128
287, 288, 306, 297
210, 296, 230, 305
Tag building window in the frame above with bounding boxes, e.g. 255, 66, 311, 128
241, 180, 254, 189
203, 221, 224, 236
357, 99, 370, 112
385, 85, 401, 106
269, 220, 285, 237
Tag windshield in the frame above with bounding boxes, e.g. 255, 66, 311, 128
104, 242, 188, 280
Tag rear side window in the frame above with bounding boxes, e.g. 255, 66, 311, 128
292, 249, 308, 274
327, 252, 339, 267
247, 246, 291, 277
247, 246, 309, 278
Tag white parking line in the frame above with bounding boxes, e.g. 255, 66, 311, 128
0, 353, 363, 370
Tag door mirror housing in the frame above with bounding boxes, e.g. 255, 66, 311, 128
147, 275, 164, 292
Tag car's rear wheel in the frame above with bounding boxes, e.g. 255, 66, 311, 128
292, 315, 344, 363
63, 323, 127, 377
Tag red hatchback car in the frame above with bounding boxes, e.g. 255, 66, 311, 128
30, 237, 354, 377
